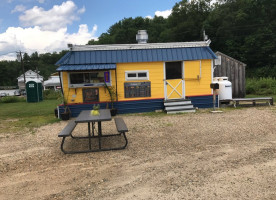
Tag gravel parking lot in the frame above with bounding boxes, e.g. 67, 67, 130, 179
0, 106, 276, 200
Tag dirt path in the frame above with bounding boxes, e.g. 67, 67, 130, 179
1, 107, 276, 200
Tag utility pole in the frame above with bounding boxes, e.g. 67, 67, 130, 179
17, 51, 26, 89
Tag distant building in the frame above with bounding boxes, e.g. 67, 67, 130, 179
17, 70, 43, 90
44, 75, 61, 91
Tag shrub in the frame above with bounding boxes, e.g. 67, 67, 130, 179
43, 90, 62, 100
0, 96, 26, 103
246, 77, 276, 95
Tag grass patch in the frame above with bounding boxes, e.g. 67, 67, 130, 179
0, 96, 26, 103
0, 99, 60, 135
246, 77, 276, 96
0, 99, 60, 118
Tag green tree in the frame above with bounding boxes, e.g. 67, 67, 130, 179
0, 50, 68, 86
165, 0, 212, 42
204, 0, 276, 77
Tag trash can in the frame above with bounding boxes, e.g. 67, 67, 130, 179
26, 81, 43, 102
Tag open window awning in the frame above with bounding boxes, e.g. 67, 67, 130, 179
56, 64, 116, 71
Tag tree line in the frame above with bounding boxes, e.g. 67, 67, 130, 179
0, 51, 67, 86
1, 0, 275, 86
88, 0, 276, 78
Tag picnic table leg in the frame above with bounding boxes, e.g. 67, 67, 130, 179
98, 122, 102, 149
60, 137, 66, 153
92, 122, 95, 136
88, 122, 92, 150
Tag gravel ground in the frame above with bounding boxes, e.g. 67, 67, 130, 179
0, 106, 276, 200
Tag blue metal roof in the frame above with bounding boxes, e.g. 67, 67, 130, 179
56, 64, 116, 71
56, 46, 217, 67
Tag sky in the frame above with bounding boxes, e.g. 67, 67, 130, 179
0, 0, 180, 61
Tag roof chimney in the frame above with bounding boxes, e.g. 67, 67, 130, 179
136, 30, 148, 44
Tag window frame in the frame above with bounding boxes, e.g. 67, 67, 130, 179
125, 70, 149, 81
67, 71, 112, 88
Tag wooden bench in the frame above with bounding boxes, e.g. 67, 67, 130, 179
114, 118, 129, 149
220, 97, 274, 108
58, 120, 77, 138
58, 121, 77, 153
115, 118, 129, 133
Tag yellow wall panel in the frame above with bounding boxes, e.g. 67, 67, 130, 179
185, 61, 200, 79
116, 62, 164, 101
185, 60, 212, 96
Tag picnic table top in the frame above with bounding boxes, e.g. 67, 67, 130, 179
75, 109, 112, 123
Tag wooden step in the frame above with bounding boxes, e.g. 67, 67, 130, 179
164, 98, 195, 114
164, 98, 191, 103
164, 101, 192, 107
167, 109, 196, 114
165, 105, 194, 111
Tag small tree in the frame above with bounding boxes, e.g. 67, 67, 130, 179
104, 82, 117, 109
59, 88, 71, 120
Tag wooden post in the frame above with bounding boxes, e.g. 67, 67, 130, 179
213, 89, 216, 110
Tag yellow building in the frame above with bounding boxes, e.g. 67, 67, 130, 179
56, 40, 217, 116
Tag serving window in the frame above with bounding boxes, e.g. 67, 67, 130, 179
68, 71, 111, 88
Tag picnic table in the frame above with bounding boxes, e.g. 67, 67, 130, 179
58, 109, 128, 154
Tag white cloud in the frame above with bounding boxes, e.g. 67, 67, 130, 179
145, 15, 153, 19
11, 5, 26, 13
0, 24, 98, 61
19, 1, 85, 31
155, 9, 172, 18
38, 0, 45, 3
77, 6, 85, 14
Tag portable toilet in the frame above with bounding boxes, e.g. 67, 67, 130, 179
26, 81, 43, 102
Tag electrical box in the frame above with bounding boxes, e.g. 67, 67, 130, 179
215, 55, 221, 65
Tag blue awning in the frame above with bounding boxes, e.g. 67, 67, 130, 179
56, 64, 116, 71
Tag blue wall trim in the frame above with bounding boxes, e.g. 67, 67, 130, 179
187, 95, 219, 108
58, 95, 218, 118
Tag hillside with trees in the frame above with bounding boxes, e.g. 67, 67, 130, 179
88, 0, 276, 77
1, 0, 275, 86
0, 51, 67, 86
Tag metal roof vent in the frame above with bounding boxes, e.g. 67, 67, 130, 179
136, 30, 148, 44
